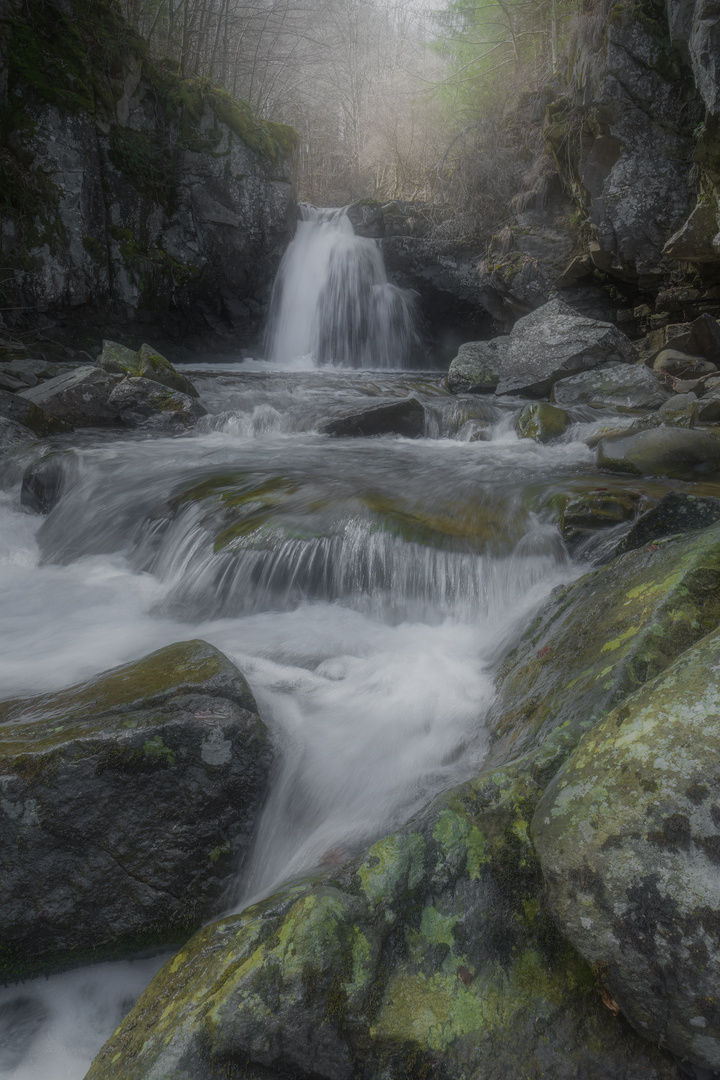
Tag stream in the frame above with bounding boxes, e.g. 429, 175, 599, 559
0, 209, 695, 1079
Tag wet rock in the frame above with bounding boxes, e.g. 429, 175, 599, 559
652, 350, 717, 378
20, 452, 76, 515
615, 491, 720, 555
532, 626, 720, 1072
597, 426, 720, 478
697, 389, 720, 422
658, 393, 699, 427
0, 388, 71, 437
446, 337, 509, 394
494, 299, 638, 398
483, 521, 720, 769
108, 377, 207, 430
561, 488, 641, 534
0, 417, 38, 454
0, 640, 272, 981
87, 756, 676, 1080
19, 367, 121, 427
320, 398, 425, 438
97, 340, 199, 399
515, 401, 568, 442
345, 199, 385, 238
552, 363, 669, 410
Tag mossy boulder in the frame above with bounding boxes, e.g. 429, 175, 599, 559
97, 340, 199, 398
532, 625, 720, 1072
86, 754, 675, 1080
446, 338, 509, 394
0, 640, 272, 981
19, 367, 122, 427
597, 426, 720, 478
483, 521, 720, 769
515, 402, 568, 443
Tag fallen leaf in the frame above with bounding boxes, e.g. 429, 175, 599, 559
601, 986, 620, 1016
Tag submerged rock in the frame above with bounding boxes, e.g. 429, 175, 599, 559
20, 452, 76, 514
615, 491, 720, 555
494, 299, 637, 398
0, 640, 272, 981
552, 363, 669, 410
597, 426, 720, 478
446, 338, 509, 393
320, 397, 425, 438
515, 401, 568, 442
533, 626, 720, 1072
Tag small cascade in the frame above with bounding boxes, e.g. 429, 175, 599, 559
264, 205, 422, 369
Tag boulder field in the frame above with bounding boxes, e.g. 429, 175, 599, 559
85, 521, 720, 1079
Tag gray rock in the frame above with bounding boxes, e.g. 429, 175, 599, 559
96, 340, 138, 374
447, 337, 510, 394
553, 363, 669, 409
597, 426, 720, 477
0, 388, 71, 437
19, 367, 121, 427
0, 372, 29, 392
107, 377, 207, 430
658, 392, 699, 427
532, 626, 720, 1072
652, 349, 717, 378
136, 344, 199, 398
0, 417, 38, 454
320, 398, 425, 438
697, 388, 720, 422
0, 640, 272, 981
615, 491, 720, 554
495, 300, 638, 398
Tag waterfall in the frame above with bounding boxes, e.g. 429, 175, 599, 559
264, 205, 422, 369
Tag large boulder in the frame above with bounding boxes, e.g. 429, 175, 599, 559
483, 521, 720, 769
320, 398, 425, 438
446, 338, 509, 393
515, 401, 568, 442
552, 363, 669, 410
597, 426, 720, 478
0, 640, 272, 980
97, 340, 199, 399
494, 300, 638, 398
0, 387, 71, 436
532, 626, 720, 1072
19, 367, 122, 427
615, 491, 720, 556
107, 377, 207, 430
86, 758, 675, 1080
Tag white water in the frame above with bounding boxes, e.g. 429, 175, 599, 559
264, 205, 421, 368
0, 367, 655, 1078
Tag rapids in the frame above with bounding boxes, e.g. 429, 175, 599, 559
0, 363, 653, 1079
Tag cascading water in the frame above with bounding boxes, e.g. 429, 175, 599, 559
264, 205, 422, 368
0, 367, 667, 1076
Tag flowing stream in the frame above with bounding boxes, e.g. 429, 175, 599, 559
0, 210, 679, 1079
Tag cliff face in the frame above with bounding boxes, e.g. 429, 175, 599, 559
478, 0, 720, 336
0, 0, 297, 353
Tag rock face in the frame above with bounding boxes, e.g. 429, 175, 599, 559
446, 338, 509, 393
0, 640, 272, 980
320, 398, 425, 438
0, 0, 297, 350
493, 300, 637, 397
597, 426, 720, 478
552, 364, 669, 410
532, 626, 720, 1072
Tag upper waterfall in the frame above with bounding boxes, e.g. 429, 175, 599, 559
264, 205, 422, 369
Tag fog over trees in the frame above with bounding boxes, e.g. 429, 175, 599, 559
119, 0, 578, 212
